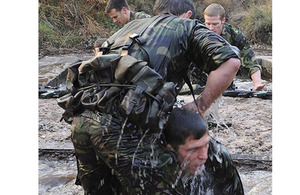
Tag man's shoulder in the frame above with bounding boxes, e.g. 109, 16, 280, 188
208, 137, 231, 159
223, 22, 240, 35
134, 11, 151, 19
222, 22, 247, 47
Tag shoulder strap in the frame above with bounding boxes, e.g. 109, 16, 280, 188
183, 73, 199, 108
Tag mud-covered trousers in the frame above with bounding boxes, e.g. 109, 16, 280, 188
71, 110, 185, 195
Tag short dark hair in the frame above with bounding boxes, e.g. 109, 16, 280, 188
164, 108, 207, 151
153, 0, 196, 19
105, 0, 129, 13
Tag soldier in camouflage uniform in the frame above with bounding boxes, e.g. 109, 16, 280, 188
65, 0, 241, 193
105, 0, 151, 27
164, 107, 244, 194
94, 0, 151, 57
202, 3, 266, 91
71, 1, 152, 194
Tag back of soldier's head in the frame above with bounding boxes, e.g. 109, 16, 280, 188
105, 0, 129, 13
164, 107, 208, 150
153, 0, 196, 19
204, 3, 225, 20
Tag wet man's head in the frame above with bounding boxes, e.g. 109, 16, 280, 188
105, 0, 131, 26
164, 108, 210, 175
153, 0, 196, 19
204, 3, 226, 35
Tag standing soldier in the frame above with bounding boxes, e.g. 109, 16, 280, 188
71, 1, 152, 194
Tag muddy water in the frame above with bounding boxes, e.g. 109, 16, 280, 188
39, 155, 271, 194
39, 156, 81, 195
39, 53, 93, 85
39, 53, 272, 194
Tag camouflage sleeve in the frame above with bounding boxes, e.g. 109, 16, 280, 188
189, 23, 240, 74
230, 26, 262, 77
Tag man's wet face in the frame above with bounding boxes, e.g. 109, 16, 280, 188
177, 132, 210, 175
204, 15, 225, 35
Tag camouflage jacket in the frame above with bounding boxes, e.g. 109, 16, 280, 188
130, 11, 151, 21
60, 15, 240, 127
103, 14, 240, 90
221, 22, 261, 77
183, 137, 244, 195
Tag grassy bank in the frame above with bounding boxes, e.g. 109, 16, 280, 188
39, 0, 272, 56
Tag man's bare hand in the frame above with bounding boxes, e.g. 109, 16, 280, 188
253, 83, 266, 91
182, 101, 205, 117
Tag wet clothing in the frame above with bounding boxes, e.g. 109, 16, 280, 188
72, 10, 151, 194
182, 138, 244, 195
71, 111, 123, 194
72, 110, 182, 194
70, 14, 240, 194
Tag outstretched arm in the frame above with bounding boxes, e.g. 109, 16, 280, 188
183, 58, 240, 116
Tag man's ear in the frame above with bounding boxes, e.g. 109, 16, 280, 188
167, 144, 175, 152
121, 7, 128, 14
181, 10, 193, 19
186, 10, 193, 19
221, 17, 226, 24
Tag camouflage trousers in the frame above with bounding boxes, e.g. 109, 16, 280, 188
71, 110, 185, 195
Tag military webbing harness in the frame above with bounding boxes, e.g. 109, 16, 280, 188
57, 15, 178, 132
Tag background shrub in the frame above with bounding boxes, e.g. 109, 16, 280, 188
39, 0, 272, 55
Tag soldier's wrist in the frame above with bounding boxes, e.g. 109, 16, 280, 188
196, 95, 206, 113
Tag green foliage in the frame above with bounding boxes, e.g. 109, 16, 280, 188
39, 22, 60, 48
93, 10, 120, 36
39, 21, 84, 51
98, 19, 119, 36
39, 0, 112, 52
39, 0, 272, 55
242, 1, 272, 44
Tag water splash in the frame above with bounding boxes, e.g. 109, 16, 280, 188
131, 128, 150, 166
149, 129, 164, 168
115, 117, 128, 165
190, 166, 214, 195
171, 149, 216, 195
138, 167, 145, 190
206, 97, 236, 139
172, 150, 193, 189
206, 98, 226, 128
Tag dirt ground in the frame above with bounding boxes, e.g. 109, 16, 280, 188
39, 94, 272, 159
177, 95, 272, 159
